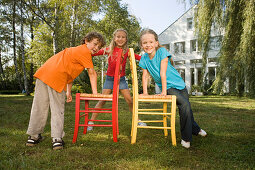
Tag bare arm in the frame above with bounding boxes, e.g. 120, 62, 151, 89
66, 82, 73, 102
87, 68, 98, 94
160, 57, 168, 96
142, 69, 149, 95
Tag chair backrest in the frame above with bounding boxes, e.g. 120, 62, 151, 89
112, 49, 123, 108
128, 48, 139, 106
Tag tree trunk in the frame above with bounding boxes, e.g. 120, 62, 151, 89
52, 3, 59, 54
29, 16, 35, 94
70, 0, 77, 47
0, 48, 5, 80
12, 0, 23, 91
20, 0, 29, 95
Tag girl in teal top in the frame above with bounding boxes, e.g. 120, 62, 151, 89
139, 29, 207, 148
139, 47, 186, 91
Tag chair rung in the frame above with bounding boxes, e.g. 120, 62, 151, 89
80, 110, 112, 113
138, 120, 164, 123
138, 99, 172, 102
79, 124, 112, 127
89, 108, 112, 111
137, 126, 172, 129
138, 112, 172, 115
138, 109, 163, 111
89, 119, 112, 122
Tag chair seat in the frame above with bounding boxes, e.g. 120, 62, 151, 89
80, 93, 113, 98
138, 95, 174, 99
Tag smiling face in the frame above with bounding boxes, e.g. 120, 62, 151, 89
85, 38, 101, 54
114, 30, 127, 48
140, 33, 159, 58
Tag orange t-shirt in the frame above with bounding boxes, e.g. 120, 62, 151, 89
34, 44, 93, 92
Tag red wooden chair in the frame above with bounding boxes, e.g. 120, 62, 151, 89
72, 49, 123, 143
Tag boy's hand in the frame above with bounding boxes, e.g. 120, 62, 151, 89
139, 93, 148, 96
66, 92, 72, 103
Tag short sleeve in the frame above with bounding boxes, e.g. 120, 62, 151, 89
159, 47, 172, 61
139, 54, 147, 69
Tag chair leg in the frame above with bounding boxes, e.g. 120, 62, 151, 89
116, 101, 119, 135
130, 102, 137, 137
131, 105, 138, 144
73, 93, 80, 144
83, 100, 89, 134
112, 105, 118, 142
171, 97, 177, 146
163, 102, 168, 137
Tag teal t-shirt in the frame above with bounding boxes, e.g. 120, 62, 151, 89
139, 47, 186, 90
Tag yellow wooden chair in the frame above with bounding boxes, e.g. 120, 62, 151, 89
129, 48, 177, 146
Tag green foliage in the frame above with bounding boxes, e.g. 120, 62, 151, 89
0, 0, 142, 93
195, 0, 255, 97
28, 23, 54, 66
96, 0, 141, 48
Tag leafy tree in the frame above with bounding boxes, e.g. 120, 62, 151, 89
193, 0, 255, 97
0, 0, 142, 93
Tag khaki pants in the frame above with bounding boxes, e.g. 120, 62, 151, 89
26, 79, 66, 138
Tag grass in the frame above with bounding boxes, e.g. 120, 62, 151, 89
0, 94, 254, 169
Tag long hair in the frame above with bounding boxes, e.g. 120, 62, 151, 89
139, 29, 163, 50
108, 29, 128, 57
139, 29, 174, 65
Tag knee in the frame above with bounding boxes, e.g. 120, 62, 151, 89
96, 101, 106, 108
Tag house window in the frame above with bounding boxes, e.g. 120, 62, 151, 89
190, 59, 202, 64
174, 60, 185, 66
208, 67, 216, 85
190, 39, 197, 52
174, 42, 185, 54
187, 18, 193, 30
209, 36, 222, 50
208, 57, 217, 63
162, 44, 170, 51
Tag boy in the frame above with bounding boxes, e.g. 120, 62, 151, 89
26, 32, 106, 150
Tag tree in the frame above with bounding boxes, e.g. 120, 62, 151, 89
20, 0, 29, 95
194, 0, 255, 97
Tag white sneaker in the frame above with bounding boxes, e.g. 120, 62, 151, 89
138, 120, 147, 126
181, 140, 190, 148
87, 121, 94, 131
198, 129, 207, 137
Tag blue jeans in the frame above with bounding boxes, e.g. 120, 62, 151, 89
167, 87, 201, 142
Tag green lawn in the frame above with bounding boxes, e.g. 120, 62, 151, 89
0, 95, 254, 169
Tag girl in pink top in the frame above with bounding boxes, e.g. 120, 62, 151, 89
88, 29, 146, 130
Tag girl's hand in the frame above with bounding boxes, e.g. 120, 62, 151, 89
155, 91, 167, 96
160, 91, 167, 96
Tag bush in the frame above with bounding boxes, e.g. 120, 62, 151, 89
0, 90, 20, 94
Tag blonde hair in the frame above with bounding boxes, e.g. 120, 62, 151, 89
139, 29, 162, 50
140, 29, 174, 65
108, 29, 128, 57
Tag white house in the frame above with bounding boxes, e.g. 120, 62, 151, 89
158, 6, 223, 93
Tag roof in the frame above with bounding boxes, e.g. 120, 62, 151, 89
158, 5, 196, 36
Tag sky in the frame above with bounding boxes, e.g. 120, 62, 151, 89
121, 0, 192, 34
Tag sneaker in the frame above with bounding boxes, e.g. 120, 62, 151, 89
52, 138, 65, 150
26, 134, 43, 147
198, 129, 207, 137
181, 139, 190, 148
138, 120, 147, 126
87, 121, 94, 131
